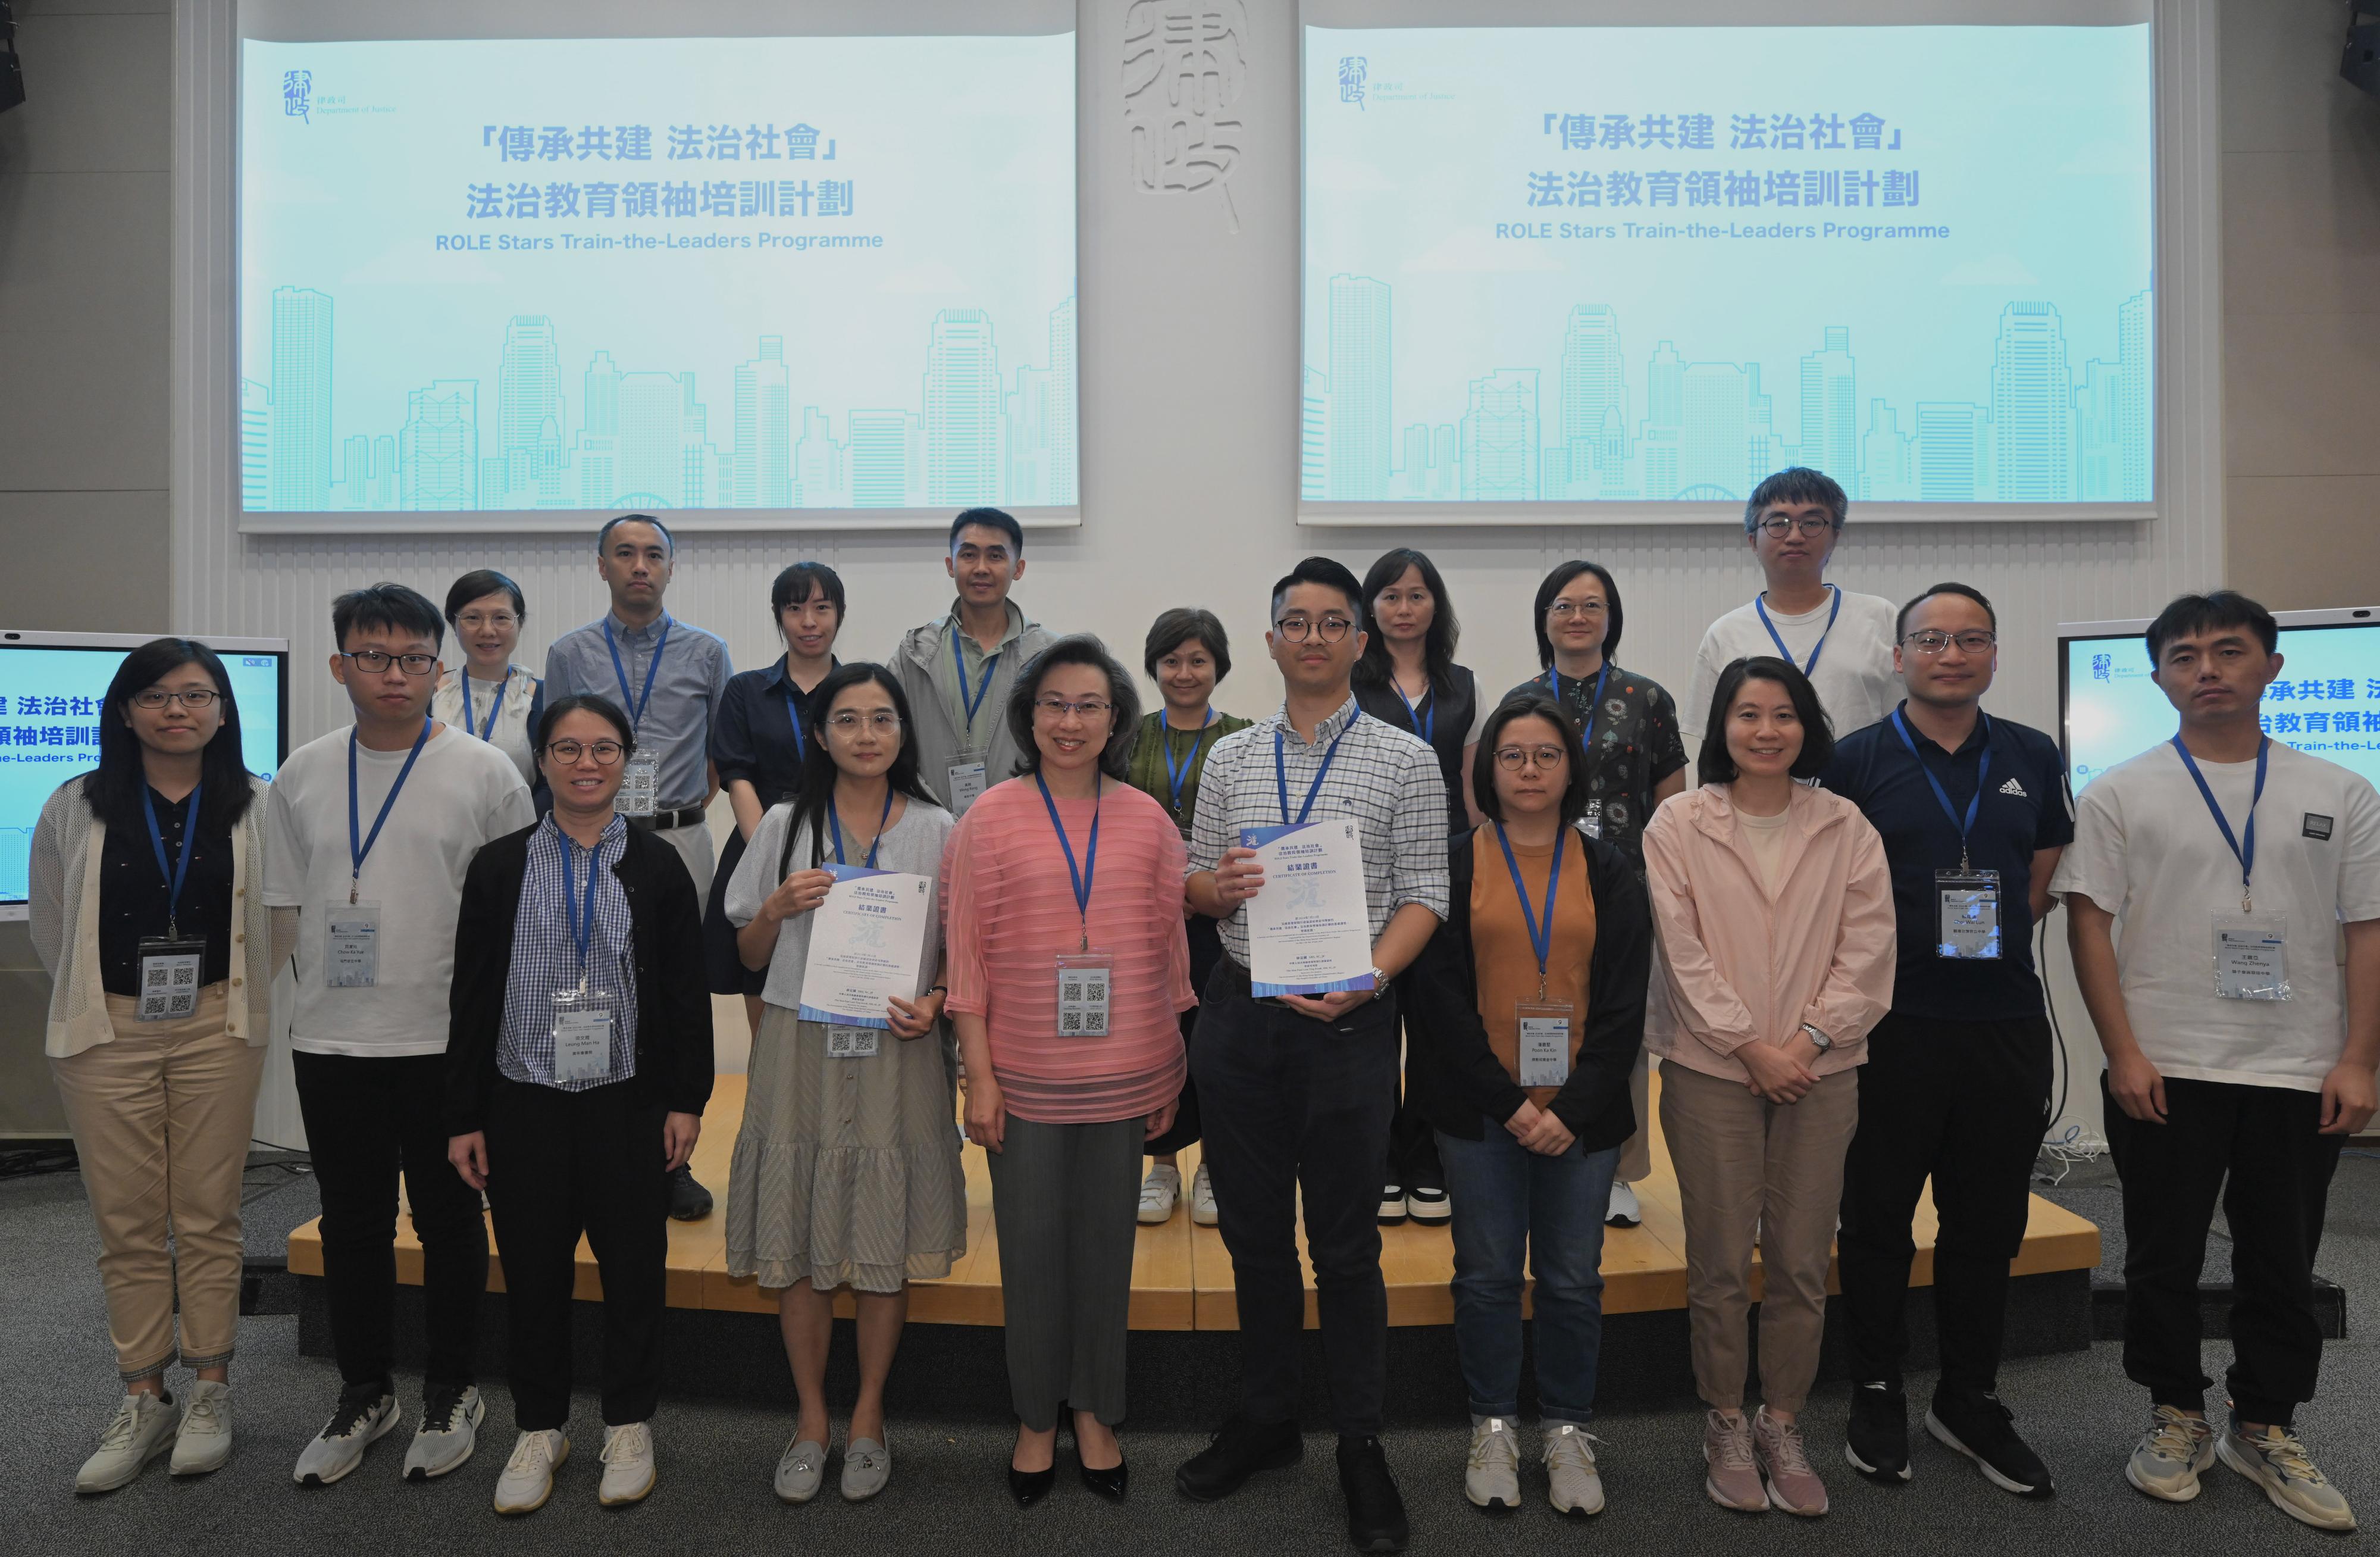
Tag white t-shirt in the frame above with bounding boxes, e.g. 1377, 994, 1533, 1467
266, 723, 536, 1056
2049, 739, 2380, 1092
1684, 586, 1900, 749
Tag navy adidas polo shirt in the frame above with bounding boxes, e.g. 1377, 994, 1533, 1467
1821, 703, 2076, 1022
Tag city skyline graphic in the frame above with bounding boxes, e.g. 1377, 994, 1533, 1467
1301, 279, 2153, 507
246, 287, 1081, 514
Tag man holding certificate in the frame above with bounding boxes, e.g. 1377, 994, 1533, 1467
1175, 558, 1449, 1555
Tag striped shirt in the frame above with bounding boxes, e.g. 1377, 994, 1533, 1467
497, 815, 639, 1090
1188, 694, 1452, 965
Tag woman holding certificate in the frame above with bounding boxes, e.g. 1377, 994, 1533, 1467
941, 635, 1194, 1508
1640, 656, 1893, 1519
1404, 690, 1652, 1518
721, 663, 960, 1507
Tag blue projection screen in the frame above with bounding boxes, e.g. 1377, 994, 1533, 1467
238, 33, 1078, 530
1300, 23, 2155, 517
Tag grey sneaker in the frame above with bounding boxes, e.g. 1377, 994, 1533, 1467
841, 1434, 891, 1501
1752, 1407, 1828, 1517
402, 1384, 484, 1481
1542, 1423, 1605, 1517
293, 1383, 399, 1487
76, 1391, 180, 1493
1703, 1409, 1765, 1512
493, 1428, 568, 1515
2217, 1411, 2356, 1531
2124, 1405, 2214, 1503
1464, 1417, 1521, 1512
170, 1380, 234, 1477
775, 1435, 829, 1504
599, 1421, 656, 1506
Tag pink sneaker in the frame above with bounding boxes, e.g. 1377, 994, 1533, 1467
1702, 1410, 1766, 1512
1753, 1407, 1829, 1516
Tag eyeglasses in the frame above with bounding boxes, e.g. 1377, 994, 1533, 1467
1495, 745, 1569, 771
545, 739, 625, 766
826, 711, 902, 735
1902, 630, 1997, 656
1756, 515, 1837, 539
1546, 600, 1607, 620
454, 611, 518, 631
1274, 614, 1355, 643
340, 650, 438, 677
131, 687, 220, 710
1034, 697, 1113, 720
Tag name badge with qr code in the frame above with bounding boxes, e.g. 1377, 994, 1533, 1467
1055, 951, 1113, 1038
1936, 870, 2002, 959
136, 934, 206, 1021
617, 750, 660, 817
826, 1024, 881, 1059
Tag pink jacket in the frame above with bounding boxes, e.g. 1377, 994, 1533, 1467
1641, 782, 1895, 1080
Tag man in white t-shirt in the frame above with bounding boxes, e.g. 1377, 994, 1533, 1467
267, 583, 534, 1492
1683, 467, 1899, 752
2053, 590, 2380, 1531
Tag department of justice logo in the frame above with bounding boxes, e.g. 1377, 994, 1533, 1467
1338, 56, 1366, 110
283, 69, 312, 124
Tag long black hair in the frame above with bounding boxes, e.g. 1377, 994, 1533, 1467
1352, 547, 1461, 691
776, 663, 938, 877
83, 638, 258, 835
1470, 691, 1591, 831
1532, 559, 1626, 667
1696, 656, 1835, 786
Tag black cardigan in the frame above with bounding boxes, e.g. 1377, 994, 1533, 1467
443, 821, 715, 1137
1403, 824, 1652, 1149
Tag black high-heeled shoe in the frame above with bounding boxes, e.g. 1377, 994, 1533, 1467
1008, 1464, 1056, 1508
1079, 1455, 1129, 1501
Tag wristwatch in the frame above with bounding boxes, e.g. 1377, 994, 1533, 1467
1368, 965, 1389, 997
1800, 1022, 1833, 1053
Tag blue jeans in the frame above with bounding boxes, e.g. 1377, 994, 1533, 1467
1436, 1127, 1621, 1427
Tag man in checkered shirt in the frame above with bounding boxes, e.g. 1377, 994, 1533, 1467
1173, 557, 1448, 1553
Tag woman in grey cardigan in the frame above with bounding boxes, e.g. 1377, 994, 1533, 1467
27, 638, 277, 1493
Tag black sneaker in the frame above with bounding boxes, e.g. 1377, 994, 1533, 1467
1927, 1389, 2054, 1498
1845, 1380, 1911, 1483
1404, 1184, 1451, 1225
1337, 1435, 1410, 1553
1176, 1416, 1302, 1502
668, 1162, 713, 1221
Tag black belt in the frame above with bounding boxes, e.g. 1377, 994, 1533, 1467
625, 805, 707, 831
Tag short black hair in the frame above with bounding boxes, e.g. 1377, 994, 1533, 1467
597, 512, 674, 556
1005, 634, 1142, 781
536, 692, 637, 756
2146, 589, 2279, 664
1269, 555, 1365, 623
1532, 560, 1625, 667
770, 561, 847, 623
1354, 548, 1461, 690
1144, 608, 1232, 683
444, 568, 525, 626
1743, 466, 1848, 534
1895, 581, 1996, 641
332, 582, 444, 652
950, 507, 1023, 555
1696, 655, 1834, 785
1471, 691, 1590, 830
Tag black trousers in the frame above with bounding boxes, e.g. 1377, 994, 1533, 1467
1146, 914, 1225, 1157
292, 1050, 488, 1393
1192, 958, 1399, 1437
2102, 1073, 2344, 1425
1836, 1011, 2050, 1396
484, 1078, 670, 1431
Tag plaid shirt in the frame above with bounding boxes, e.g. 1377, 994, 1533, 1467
497, 815, 639, 1090
1189, 694, 1451, 965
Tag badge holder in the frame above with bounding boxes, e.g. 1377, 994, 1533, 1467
550, 982, 618, 1082
826, 1024, 882, 1059
2213, 912, 2291, 1001
327, 904, 381, 988
617, 750, 660, 817
1056, 951, 1114, 1038
1935, 870, 2003, 960
135, 934, 207, 1021
947, 755, 989, 814
1577, 799, 1604, 841
1515, 999, 1574, 1088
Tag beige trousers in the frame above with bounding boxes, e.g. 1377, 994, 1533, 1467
1658, 1058, 1859, 1414
51, 986, 264, 1380
1614, 1048, 1653, 1183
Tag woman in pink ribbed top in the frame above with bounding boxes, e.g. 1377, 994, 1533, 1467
941, 635, 1193, 1506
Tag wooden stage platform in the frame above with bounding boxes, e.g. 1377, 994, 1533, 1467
287, 1073, 2102, 1333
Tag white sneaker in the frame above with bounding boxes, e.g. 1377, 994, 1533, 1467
2218, 1411, 2356, 1531
2125, 1405, 2213, 1503
1379, 1183, 1408, 1225
402, 1384, 484, 1480
493, 1428, 569, 1515
170, 1380, 234, 1477
599, 1421, 657, 1506
1189, 1162, 1220, 1226
1405, 1184, 1452, 1224
1464, 1417, 1521, 1511
1605, 1181, 1642, 1228
76, 1391, 180, 1493
293, 1384, 399, 1487
1543, 1423, 1606, 1517
1139, 1163, 1181, 1224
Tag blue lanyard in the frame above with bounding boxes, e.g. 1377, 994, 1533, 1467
826, 786, 894, 870
781, 691, 809, 765
1392, 677, 1433, 745
1546, 662, 1612, 752
1274, 714, 1358, 826
347, 717, 431, 902
1755, 585, 1843, 676
1493, 821, 1564, 999
1890, 708, 1992, 872
2171, 734, 2269, 912
1161, 709, 1216, 816
460, 671, 507, 741
1034, 771, 1103, 951
951, 628, 1000, 738
558, 828, 606, 983
140, 780, 203, 937
603, 618, 671, 731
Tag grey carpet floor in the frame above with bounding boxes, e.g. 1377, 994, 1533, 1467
9, 1153, 2380, 1555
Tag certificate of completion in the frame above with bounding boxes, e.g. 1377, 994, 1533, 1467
797, 865, 932, 1030
1239, 818, 1376, 998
